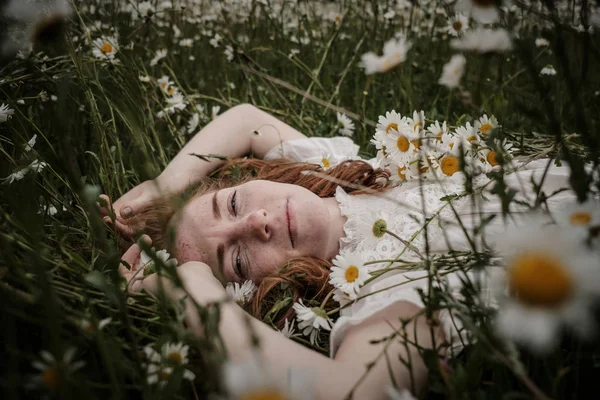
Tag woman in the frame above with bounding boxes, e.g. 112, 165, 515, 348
101, 104, 574, 399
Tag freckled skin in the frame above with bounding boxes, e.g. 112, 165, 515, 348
168, 180, 345, 285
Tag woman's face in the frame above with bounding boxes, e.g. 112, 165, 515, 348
169, 180, 342, 284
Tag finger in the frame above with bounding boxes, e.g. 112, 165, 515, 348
98, 194, 112, 217
104, 216, 138, 238
117, 191, 154, 219
118, 243, 142, 275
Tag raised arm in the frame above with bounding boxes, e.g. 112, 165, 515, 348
157, 103, 307, 195
103, 104, 306, 227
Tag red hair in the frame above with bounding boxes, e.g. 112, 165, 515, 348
129, 158, 390, 328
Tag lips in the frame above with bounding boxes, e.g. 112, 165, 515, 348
286, 199, 296, 248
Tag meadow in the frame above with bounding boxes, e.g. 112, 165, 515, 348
1, 0, 600, 399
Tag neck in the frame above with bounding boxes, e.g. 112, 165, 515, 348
323, 196, 347, 259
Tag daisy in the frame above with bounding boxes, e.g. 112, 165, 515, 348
387, 159, 409, 185
381, 123, 417, 164
454, 121, 480, 149
140, 247, 177, 276
292, 299, 333, 344
540, 65, 557, 76
29, 159, 48, 173
555, 200, 600, 241
224, 45, 234, 61
146, 364, 173, 386
332, 288, 353, 307
209, 33, 222, 48
535, 37, 549, 47
278, 318, 300, 338
150, 49, 167, 66
329, 252, 369, 299
144, 344, 195, 386
178, 38, 193, 47
211, 105, 221, 120
157, 76, 175, 94
336, 112, 355, 137
451, 28, 513, 53
320, 153, 333, 170
187, 113, 200, 134
455, 0, 499, 24
29, 347, 85, 391
24, 134, 37, 152
439, 54, 466, 89
446, 13, 469, 37
494, 215, 600, 353
424, 120, 449, 149
131, 1, 155, 19
474, 114, 499, 135
0, 103, 15, 123
376, 109, 407, 136
157, 93, 187, 118
226, 280, 257, 305
161, 342, 190, 366
92, 35, 119, 63
360, 35, 412, 75
407, 110, 426, 135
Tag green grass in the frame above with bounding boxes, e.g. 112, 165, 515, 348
1, 0, 600, 399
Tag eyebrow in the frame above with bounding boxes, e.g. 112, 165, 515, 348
212, 190, 221, 219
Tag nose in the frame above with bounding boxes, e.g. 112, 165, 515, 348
237, 209, 270, 242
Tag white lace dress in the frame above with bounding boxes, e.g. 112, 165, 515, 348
265, 137, 575, 358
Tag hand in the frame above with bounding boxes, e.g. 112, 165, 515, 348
98, 180, 167, 237
118, 235, 152, 292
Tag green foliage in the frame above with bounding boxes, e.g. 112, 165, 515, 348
1, 0, 600, 399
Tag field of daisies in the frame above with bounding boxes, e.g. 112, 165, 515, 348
1, 0, 600, 398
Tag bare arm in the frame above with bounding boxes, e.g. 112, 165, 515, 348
134, 262, 436, 399
105, 104, 307, 226
157, 103, 307, 193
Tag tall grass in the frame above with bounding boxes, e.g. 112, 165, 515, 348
1, 0, 599, 399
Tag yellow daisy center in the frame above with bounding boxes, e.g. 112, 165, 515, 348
466, 135, 478, 143
100, 43, 113, 53
440, 156, 459, 176
486, 151, 498, 166
42, 366, 59, 391
449, 142, 455, 149
479, 123, 493, 134
508, 252, 573, 308
396, 136, 410, 152
167, 352, 182, 364
569, 211, 592, 226
436, 131, 443, 142
240, 390, 289, 400
413, 121, 422, 132
385, 122, 398, 134
411, 139, 421, 150
452, 21, 463, 31
397, 166, 406, 180
345, 265, 359, 283
321, 157, 331, 169
167, 87, 176, 95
